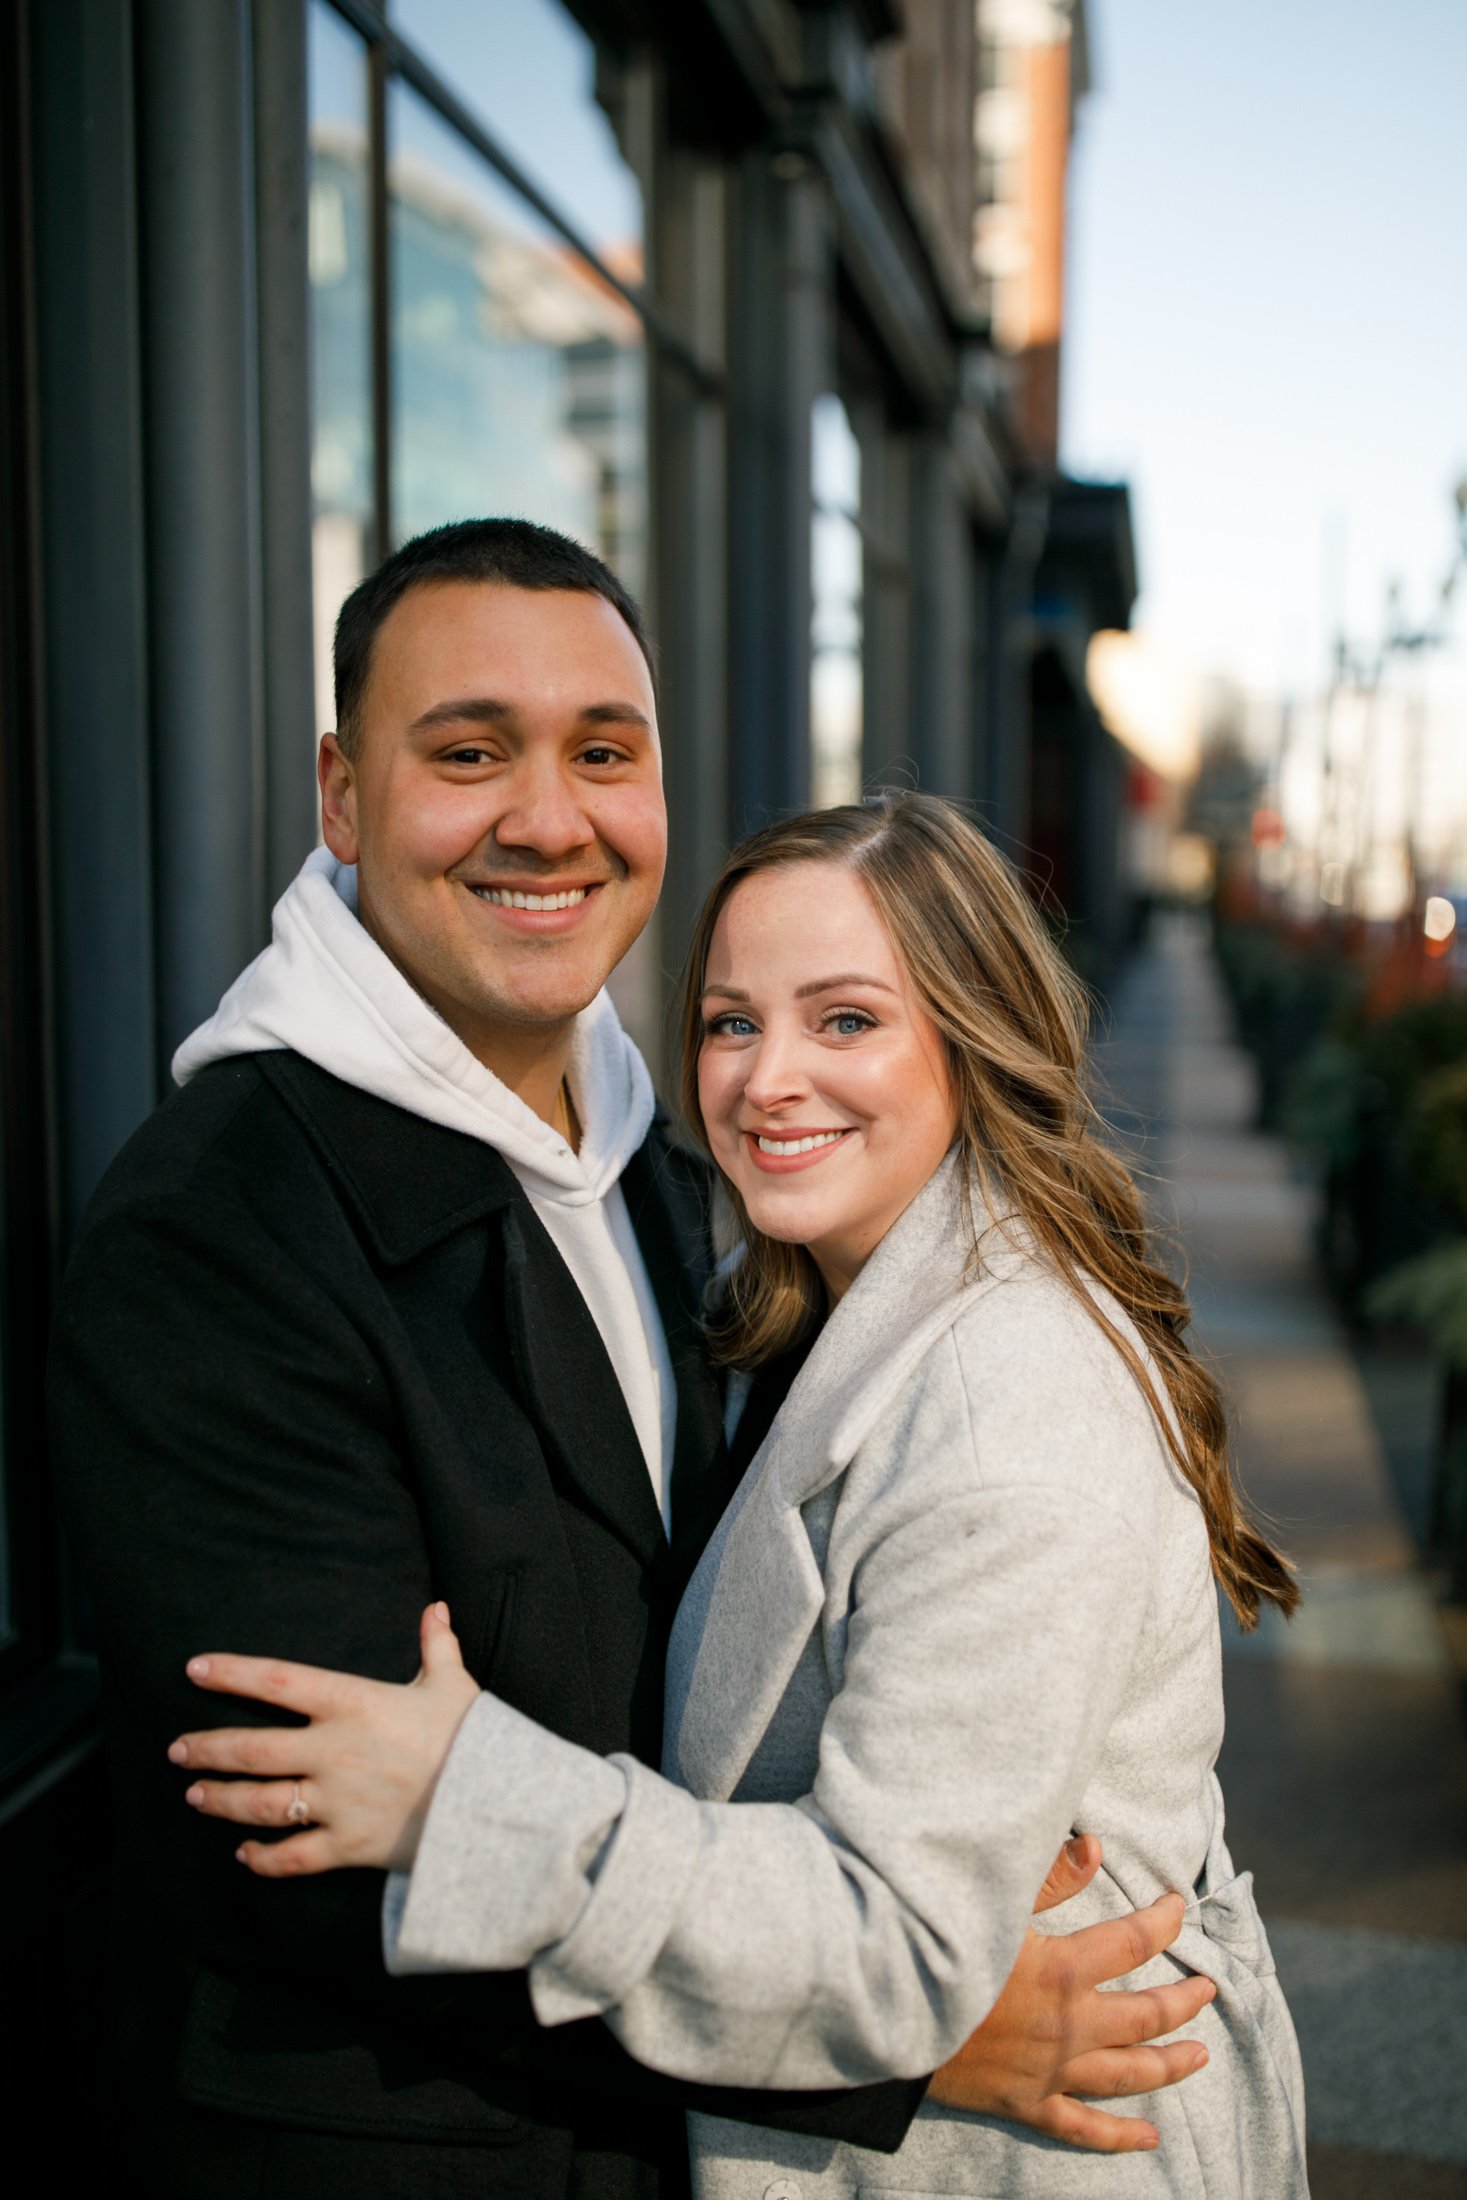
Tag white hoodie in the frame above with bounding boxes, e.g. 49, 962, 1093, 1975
174, 846, 677, 1530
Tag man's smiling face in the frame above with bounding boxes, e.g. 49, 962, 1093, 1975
319, 580, 666, 1064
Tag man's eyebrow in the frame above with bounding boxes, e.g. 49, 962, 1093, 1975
407, 696, 514, 733
579, 702, 654, 730
700, 974, 897, 1001
406, 697, 653, 734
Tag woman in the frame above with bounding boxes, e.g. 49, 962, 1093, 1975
173, 794, 1306, 2196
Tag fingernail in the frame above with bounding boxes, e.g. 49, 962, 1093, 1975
185, 1784, 205, 1808
1192, 2047, 1209, 2071
435, 1601, 451, 1624
168, 1740, 189, 1765
1202, 1979, 1217, 2002
187, 1657, 211, 1679
1066, 1833, 1089, 1864
235, 1845, 249, 1864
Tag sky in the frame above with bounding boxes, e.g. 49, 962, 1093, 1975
1062, 0, 1467, 702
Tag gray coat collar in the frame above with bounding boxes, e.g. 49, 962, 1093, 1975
771, 1148, 1029, 1504
665, 1151, 1032, 1801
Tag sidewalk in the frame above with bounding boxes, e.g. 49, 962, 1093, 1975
1094, 913, 1467, 2200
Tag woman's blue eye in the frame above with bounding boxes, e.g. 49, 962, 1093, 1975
827, 1009, 874, 1036
705, 1013, 757, 1038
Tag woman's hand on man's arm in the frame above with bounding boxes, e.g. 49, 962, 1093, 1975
927, 1831, 1215, 2153
169, 1602, 480, 1873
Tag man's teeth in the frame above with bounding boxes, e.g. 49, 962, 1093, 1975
756, 1131, 847, 1154
474, 887, 588, 911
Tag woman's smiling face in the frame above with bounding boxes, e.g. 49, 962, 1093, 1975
698, 862, 958, 1302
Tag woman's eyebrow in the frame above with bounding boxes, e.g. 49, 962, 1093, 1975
794, 973, 897, 998
701, 974, 897, 1002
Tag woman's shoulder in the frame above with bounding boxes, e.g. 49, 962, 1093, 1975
933, 1251, 1186, 1520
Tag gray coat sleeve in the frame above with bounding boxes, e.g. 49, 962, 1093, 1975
388, 1476, 1144, 2090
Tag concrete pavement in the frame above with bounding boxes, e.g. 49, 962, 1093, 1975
1093, 912, 1467, 2199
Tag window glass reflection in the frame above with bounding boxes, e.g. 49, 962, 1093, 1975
308, 0, 374, 743
390, 0, 644, 275
811, 393, 865, 807
389, 81, 647, 597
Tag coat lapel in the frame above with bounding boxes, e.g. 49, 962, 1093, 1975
668, 1153, 1029, 1799
663, 1427, 826, 1801
619, 1131, 733, 1581
499, 1199, 667, 1570
260, 1051, 668, 1570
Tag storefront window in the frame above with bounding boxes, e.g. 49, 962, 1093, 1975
389, 80, 647, 592
389, 0, 645, 273
811, 392, 865, 806
307, 0, 374, 742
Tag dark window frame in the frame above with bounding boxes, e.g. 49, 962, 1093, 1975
319, 0, 721, 555
0, 0, 64, 1719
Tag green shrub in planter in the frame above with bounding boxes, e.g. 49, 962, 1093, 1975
1368, 1245, 1467, 1599
1407, 1060, 1467, 1228
1282, 1036, 1366, 1173
1362, 994, 1467, 1121
1368, 1243, 1467, 1368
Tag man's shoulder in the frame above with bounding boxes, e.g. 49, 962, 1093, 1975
78, 1052, 367, 1242
77, 1051, 524, 1276
90, 1055, 285, 1209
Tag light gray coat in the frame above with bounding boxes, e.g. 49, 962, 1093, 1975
389, 1155, 1308, 2197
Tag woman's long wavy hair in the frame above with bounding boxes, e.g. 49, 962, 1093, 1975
675, 790, 1297, 1628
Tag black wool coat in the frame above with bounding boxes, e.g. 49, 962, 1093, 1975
50, 1052, 920, 2199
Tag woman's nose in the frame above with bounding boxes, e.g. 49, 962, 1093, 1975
742, 1028, 811, 1112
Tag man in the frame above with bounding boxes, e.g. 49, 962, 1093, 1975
53, 522, 1210, 2196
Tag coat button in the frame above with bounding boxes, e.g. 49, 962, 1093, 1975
763, 2184, 802, 2200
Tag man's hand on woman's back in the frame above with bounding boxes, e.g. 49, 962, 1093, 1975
926, 1833, 1215, 2151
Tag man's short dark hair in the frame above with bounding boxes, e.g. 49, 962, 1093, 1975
332, 519, 656, 757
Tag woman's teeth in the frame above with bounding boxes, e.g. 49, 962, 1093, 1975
756, 1131, 847, 1154
474, 886, 588, 910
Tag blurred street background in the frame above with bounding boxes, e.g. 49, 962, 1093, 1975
1098, 924, 1467, 2198
2, 0, 1464, 2185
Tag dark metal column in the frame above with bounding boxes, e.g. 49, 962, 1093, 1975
984, 484, 1048, 859
652, 147, 729, 1052
29, 0, 158, 1234
254, 0, 319, 901
727, 151, 832, 830
908, 430, 976, 803
136, 0, 266, 1067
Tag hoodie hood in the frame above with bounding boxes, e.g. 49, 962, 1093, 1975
172, 845, 657, 1207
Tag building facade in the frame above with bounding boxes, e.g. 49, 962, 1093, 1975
0, 0, 1135, 2116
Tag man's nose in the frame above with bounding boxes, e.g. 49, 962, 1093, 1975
492, 763, 597, 861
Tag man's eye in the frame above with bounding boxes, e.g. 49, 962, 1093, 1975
703, 1013, 757, 1038
578, 745, 621, 767
444, 745, 495, 765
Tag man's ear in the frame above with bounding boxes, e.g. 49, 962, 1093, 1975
319, 733, 360, 864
